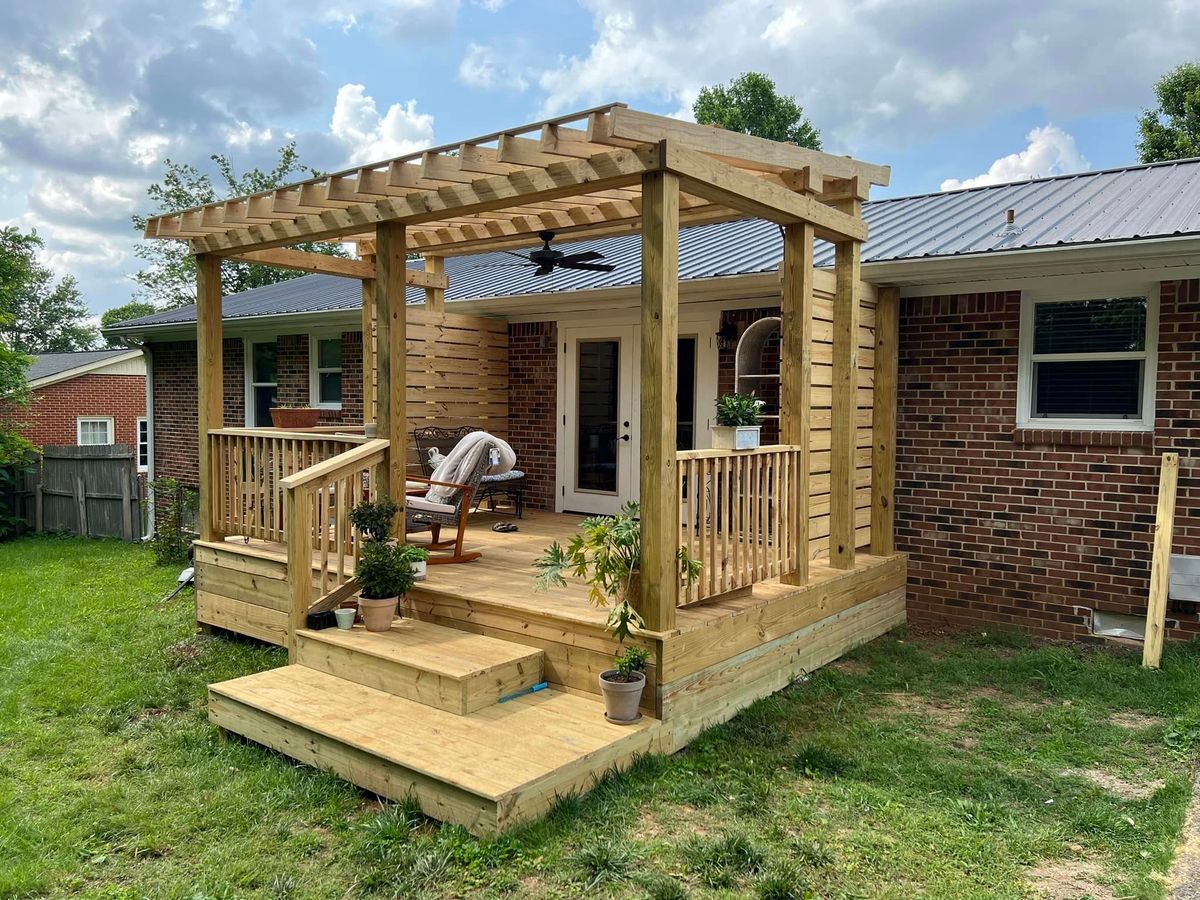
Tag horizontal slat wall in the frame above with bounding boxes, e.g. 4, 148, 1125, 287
367, 307, 510, 468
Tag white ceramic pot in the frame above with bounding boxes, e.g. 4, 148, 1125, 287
411, 559, 427, 581
334, 607, 356, 630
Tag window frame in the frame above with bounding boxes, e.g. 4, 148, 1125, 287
308, 333, 344, 410
77, 416, 115, 446
1016, 286, 1159, 432
136, 417, 149, 472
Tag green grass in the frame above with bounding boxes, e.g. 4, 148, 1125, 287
2, 535, 1198, 898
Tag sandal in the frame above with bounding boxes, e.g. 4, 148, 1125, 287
491, 521, 519, 533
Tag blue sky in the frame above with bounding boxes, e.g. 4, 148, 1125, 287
0, 0, 1196, 318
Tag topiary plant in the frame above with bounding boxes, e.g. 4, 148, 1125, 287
715, 392, 763, 427
356, 539, 417, 600
349, 497, 400, 542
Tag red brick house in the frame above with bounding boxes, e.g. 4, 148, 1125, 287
107, 157, 1200, 645
22, 349, 148, 465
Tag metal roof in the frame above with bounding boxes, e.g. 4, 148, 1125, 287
27, 349, 138, 382
110, 156, 1200, 332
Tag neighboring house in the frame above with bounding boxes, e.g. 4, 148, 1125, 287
106, 156, 1200, 644
22, 349, 148, 468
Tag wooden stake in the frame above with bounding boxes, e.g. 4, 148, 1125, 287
639, 169, 680, 632
196, 253, 224, 543
375, 222, 408, 523
1143, 452, 1179, 669
871, 286, 900, 557
780, 222, 814, 584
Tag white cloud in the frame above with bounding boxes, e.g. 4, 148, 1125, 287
472, 0, 507, 9
329, 84, 435, 165
940, 125, 1090, 191
761, 7, 805, 49
458, 43, 529, 91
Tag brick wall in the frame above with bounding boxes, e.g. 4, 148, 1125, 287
508, 322, 558, 510
896, 280, 1200, 642
152, 331, 363, 487
22, 373, 145, 448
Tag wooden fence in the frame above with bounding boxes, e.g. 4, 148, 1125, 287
29, 445, 145, 540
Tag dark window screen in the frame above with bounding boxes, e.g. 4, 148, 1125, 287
1033, 297, 1146, 354
1033, 359, 1142, 418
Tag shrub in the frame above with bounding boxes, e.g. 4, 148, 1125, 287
715, 392, 763, 427
149, 477, 196, 565
349, 497, 399, 542
613, 645, 650, 681
356, 540, 418, 600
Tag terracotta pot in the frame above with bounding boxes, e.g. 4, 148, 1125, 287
270, 407, 320, 429
358, 596, 398, 632
599, 670, 645, 724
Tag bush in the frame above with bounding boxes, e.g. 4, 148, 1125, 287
357, 540, 418, 600
149, 478, 196, 565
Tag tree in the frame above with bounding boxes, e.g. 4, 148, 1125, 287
693, 72, 821, 149
132, 142, 348, 309
1137, 62, 1200, 163
0, 325, 34, 466
100, 301, 158, 346
0, 227, 96, 353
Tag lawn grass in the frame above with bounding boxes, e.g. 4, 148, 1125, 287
2, 534, 1198, 898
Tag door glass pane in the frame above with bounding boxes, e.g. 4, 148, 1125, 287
677, 337, 696, 450
252, 342, 278, 384
577, 340, 620, 493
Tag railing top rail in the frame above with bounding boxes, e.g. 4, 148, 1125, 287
279, 439, 390, 492
208, 427, 369, 444
676, 444, 805, 461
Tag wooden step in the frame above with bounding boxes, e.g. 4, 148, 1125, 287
294, 619, 543, 714
209, 665, 663, 835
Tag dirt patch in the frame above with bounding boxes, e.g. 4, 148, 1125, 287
830, 658, 871, 675
1110, 711, 1166, 731
1062, 767, 1164, 801
879, 692, 968, 728
1027, 859, 1115, 900
1170, 770, 1200, 900
165, 638, 205, 667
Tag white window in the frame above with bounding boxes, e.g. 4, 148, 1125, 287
310, 335, 343, 408
136, 417, 149, 471
77, 416, 115, 446
1017, 290, 1158, 431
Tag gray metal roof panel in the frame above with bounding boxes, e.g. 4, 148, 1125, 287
111, 156, 1200, 331
27, 349, 135, 381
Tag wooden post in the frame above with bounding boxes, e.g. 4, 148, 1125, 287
780, 222, 814, 584
284, 484, 311, 662
196, 253, 224, 543
830, 205, 862, 570
121, 470, 134, 542
375, 222, 408, 523
424, 255, 445, 312
74, 475, 88, 537
639, 170, 680, 633
360, 252, 376, 426
1143, 452, 1179, 669
870, 286, 900, 557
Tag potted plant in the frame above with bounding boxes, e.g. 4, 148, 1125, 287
355, 539, 418, 631
349, 497, 400, 542
270, 404, 321, 429
532, 501, 701, 723
712, 392, 764, 450
399, 543, 430, 581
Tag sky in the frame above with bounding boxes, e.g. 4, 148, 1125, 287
2, 0, 1199, 319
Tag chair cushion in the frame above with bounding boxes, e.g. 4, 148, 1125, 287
482, 469, 525, 483
407, 496, 457, 516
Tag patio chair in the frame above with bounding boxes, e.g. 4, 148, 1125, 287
404, 442, 494, 565
412, 426, 526, 518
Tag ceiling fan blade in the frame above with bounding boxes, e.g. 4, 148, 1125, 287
533, 265, 555, 276
556, 261, 616, 273
557, 250, 604, 264
470, 261, 536, 268
501, 250, 532, 261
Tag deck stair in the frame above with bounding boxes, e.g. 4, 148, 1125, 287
209, 619, 664, 835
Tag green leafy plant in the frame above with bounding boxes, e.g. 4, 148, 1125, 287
715, 392, 763, 427
612, 645, 650, 683
532, 501, 701, 643
349, 497, 400, 542
356, 540, 417, 600
149, 477, 196, 565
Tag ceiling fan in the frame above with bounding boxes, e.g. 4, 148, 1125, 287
479, 231, 616, 277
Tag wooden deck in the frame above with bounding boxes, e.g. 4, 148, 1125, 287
199, 508, 906, 834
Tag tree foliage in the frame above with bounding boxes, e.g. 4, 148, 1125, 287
1138, 62, 1200, 163
0, 227, 96, 353
0, 323, 35, 467
693, 72, 821, 149
100, 301, 158, 346
132, 142, 348, 309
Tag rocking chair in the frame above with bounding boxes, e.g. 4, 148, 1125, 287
404, 443, 494, 564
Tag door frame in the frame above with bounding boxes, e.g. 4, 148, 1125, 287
554, 306, 720, 514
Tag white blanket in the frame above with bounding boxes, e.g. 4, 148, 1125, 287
426, 431, 516, 505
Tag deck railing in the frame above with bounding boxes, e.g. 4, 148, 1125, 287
207, 428, 368, 542
280, 438, 390, 657
677, 444, 805, 604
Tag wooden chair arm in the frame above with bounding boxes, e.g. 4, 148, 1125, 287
405, 475, 472, 492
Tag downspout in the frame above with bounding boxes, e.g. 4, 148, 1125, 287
143, 344, 155, 539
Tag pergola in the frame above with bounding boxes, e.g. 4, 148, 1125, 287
145, 103, 891, 634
